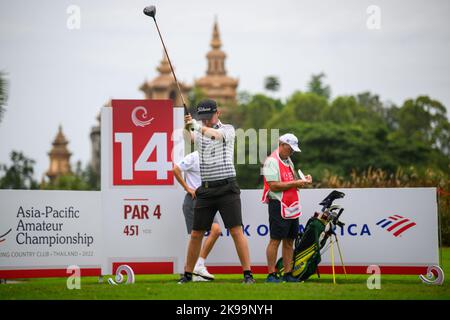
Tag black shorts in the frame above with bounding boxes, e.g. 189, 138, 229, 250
193, 180, 242, 231
268, 199, 299, 240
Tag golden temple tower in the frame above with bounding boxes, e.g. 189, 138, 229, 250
46, 125, 72, 182
195, 19, 238, 106
140, 53, 191, 107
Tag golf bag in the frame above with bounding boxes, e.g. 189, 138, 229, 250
276, 190, 345, 281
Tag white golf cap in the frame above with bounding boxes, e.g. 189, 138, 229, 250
279, 133, 301, 152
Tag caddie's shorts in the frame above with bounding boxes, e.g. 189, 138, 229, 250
182, 193, 220, 234
268, 199, 299, 240
193, 179, 242, 231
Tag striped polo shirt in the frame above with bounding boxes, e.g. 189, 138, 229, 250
195, 120, 236, 182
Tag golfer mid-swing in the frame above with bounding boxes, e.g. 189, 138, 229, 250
178, 99, 255, 284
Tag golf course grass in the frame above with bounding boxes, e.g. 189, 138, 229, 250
1, 248, 449, 300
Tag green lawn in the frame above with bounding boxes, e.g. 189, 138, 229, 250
1, 248, 449, 300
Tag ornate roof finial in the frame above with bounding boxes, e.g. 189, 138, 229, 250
157, 51, 172, 75
54, 124, 68, 146
210, 17, 221, 49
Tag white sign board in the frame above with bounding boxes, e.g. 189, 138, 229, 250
206, 188, 439, 275
101, 103, 187, 275
99, 185, 439, 275
0, 190, 102, 278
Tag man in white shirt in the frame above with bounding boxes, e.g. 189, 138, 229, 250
173, 151, 222, 281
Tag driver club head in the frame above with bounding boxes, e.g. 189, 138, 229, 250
143, 5, 156, 18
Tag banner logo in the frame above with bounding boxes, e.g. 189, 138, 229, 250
419, 265, 444, 285
0, 228, 12, 244
108, 265, 135, 285
131, 106, 154, 127
376, 215, 416, 237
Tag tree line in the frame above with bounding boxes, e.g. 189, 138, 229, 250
217, 74, 450, 190
1, 72, 449, 192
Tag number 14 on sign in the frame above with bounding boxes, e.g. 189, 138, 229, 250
114, 132, 172, 180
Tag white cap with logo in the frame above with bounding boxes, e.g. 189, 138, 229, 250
279, 133, 301, 152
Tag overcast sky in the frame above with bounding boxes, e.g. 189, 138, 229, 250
0, 0, 449, 181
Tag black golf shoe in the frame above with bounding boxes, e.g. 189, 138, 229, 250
282, 273, 299, 283
178, 275, 192, 284
242, 275, 256, 284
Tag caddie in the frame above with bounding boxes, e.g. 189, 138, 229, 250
262, 133, 312, 283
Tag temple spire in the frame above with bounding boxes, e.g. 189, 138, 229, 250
140, 51, 191, 107
210, 17, 222, 49
46, 125, 72, 183
195, 18, 238, 106
156, 51, 171, 75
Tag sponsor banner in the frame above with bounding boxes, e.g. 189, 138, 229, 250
97, 186, 438, 275
205, 188, 439, 272
0, 187, 438, 277
315, 187, 438, 266
0, 190, 102, 278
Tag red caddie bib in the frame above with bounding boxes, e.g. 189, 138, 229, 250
262, 148, 302, 219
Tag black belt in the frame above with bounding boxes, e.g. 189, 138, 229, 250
202, 177, 236, 188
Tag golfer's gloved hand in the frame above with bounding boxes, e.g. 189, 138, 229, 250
185, 114, 199, 131
190, 119, 202, 132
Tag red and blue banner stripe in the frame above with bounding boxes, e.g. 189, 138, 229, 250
376, 215, 416, 237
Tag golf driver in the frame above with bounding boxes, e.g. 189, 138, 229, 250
143, 5, 190, 116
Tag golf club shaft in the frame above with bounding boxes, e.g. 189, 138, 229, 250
334, 235, 348, 278
330, 238, 336, 285
152, 17, 189, 115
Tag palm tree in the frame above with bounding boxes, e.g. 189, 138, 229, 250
307, 72, 331, 100
264, 76, 280, 93
0, 71, 8, 123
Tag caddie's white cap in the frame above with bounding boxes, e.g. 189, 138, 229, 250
279, 133, 301, 152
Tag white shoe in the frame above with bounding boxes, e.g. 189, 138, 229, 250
193, 265, 215, 280
192, 275, 211, 282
